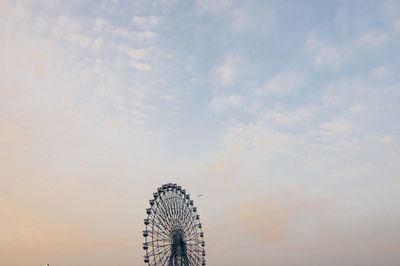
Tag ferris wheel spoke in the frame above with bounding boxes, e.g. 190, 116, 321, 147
152, 202, 171, 226
156, 240, 175, 266
151, 228, 170, 242
186, 242, 203, 252
156, 252, 169, 266
185, 230, 202, 256
145, 239, 171, 246
180, 204, 196, 232
169, 196, 184, 230
176, 195, 196, 241
149, 213, 170, 232
160, 244, 175, 266
171, 196, 183, 226
190, 255, 202, 266
149, 216, 170, 236
185, 239, 201, 245
151, 201, 176, 233
175, 196, 185, 220
187, 246, 203, 262
158, 196, 171, 217
150, 212, 173, 234
155, 196, 176, 230
147, 242, 171, 257
175, 193, 185, 220
184, 220, 198, 239
147, 247, 165, 257
170, 197, 180, 226
187, 251, 201, 266
179, 207, 190, 227
149, 240, 171, 264
185, 220, 197, 239
150, 221, 172, 241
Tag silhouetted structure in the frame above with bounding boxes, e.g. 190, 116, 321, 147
143, 183, 206, 265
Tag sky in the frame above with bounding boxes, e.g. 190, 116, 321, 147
1, 0, 400, 265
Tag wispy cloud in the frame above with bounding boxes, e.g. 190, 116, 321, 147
320, 118, 353, 135
212, 56, 237, 87
132, 15, 161, 30
129, 60, 152, 71
262, 107, 315, 125
127, 49, 146, 59
257, 71, 305, 94
210, 94, 241, 111
195, 0, 271, 33
306, 30, 390, 68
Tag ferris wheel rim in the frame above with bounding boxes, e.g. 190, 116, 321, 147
143, 183, 206, 266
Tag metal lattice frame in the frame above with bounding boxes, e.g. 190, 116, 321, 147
143, 183, 206, 266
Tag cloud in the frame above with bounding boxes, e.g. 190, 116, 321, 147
195, 0, 271, 33
320, 118, 353, 135
258, 71, 305, 94
132, 16, 161, 30
383, 0, 400, 33
210, 95, 241, 111
355, 30, 389, 46
216, 121, 296, 164
213, 57, 237, 87
262, 107, 315, 125
129, 60, 152, 71
306, 33, 347, 68
127, 49, 146, 59
195, 0, 232, 15
349, 103, 366, 113
306, 30, 390, 68
127, 49, 154, 72
370, 65, 391, 78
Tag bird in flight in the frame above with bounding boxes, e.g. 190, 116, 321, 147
197, 194, 203, 197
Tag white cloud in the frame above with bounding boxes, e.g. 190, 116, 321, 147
218, 122, 294, 162
195, 0, 271, 33
320, 118, 353, 135
213, 57, 237, 87
355, 30, 389, 46
383, 0, 400, 33
370, 65, 391, 78
132, 16, 161, 29
258, 71, 305, 94
0, 0, 164, 138
127, 49, 146, 59
195, 0, 232, 15
67, 33, 92, 47
395, 20, 400, 32
94, 17, 108, 32
306, 33, 346, 68
263, 107, 315, 124
129, 60, 152, 71
349, 103, 366, 113
322, 67, 399, 111
210, 94, 241, 111
306, 30, 390, 68
160, 94, 178, 102
91, 37, 104, 53
373, 134, 393, 144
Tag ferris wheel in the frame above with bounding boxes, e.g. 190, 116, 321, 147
143, 183, 206, 266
